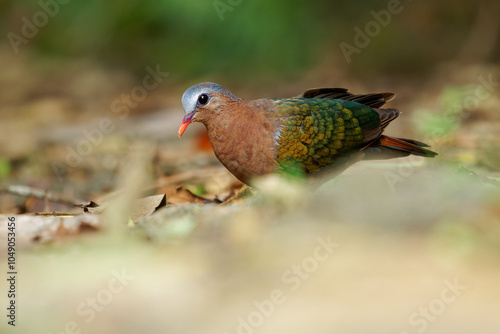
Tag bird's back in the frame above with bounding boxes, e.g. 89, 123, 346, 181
270, 97, 386, 174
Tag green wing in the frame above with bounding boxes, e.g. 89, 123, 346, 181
272, 98, 380, 174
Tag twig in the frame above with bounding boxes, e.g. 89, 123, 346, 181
31, 212, 81, 217
0, 185, 86, 207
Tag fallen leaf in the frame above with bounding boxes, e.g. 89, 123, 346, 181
167, 187, 217, 205
129, 194, 167, 222
0, 214, 101, 246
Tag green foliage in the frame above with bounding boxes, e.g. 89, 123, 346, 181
0, 158, 11, 179
418, 112, 458, 138
417, 85, 474, 138
185, 184, 207, 196
3, 0, 492, 81
4, 0, 326, 79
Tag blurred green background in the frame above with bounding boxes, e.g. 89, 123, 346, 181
2, 0, 498, 82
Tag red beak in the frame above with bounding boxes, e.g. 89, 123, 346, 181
178, 112, 195, 137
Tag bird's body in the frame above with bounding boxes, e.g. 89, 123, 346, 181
178, 83, 437, 184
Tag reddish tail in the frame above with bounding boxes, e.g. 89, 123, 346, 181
379, 135, 437, 157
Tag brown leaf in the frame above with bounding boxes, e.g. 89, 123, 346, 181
130, 194, 167, 222
167, 187, 213, 205
76, 201, 102, 214
0, 214, 101, 246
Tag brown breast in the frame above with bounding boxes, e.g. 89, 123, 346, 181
205, 99, 280, 184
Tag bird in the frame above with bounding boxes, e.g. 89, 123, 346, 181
178, 82, 437, 185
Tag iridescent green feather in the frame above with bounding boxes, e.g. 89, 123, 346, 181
271, 98, 380, 174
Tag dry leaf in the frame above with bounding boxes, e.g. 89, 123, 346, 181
0, 214, 101, 246
129, 194, 167, 222
167, 187, 214, 205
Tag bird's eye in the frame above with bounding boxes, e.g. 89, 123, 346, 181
197, 93, 209, 106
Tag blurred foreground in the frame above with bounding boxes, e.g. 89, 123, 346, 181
1, 164, 500, 333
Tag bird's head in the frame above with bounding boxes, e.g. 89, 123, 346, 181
178, 82, 239, 137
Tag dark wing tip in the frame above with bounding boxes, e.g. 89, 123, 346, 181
297, 88, 349, 99
298, 88, 396, 108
